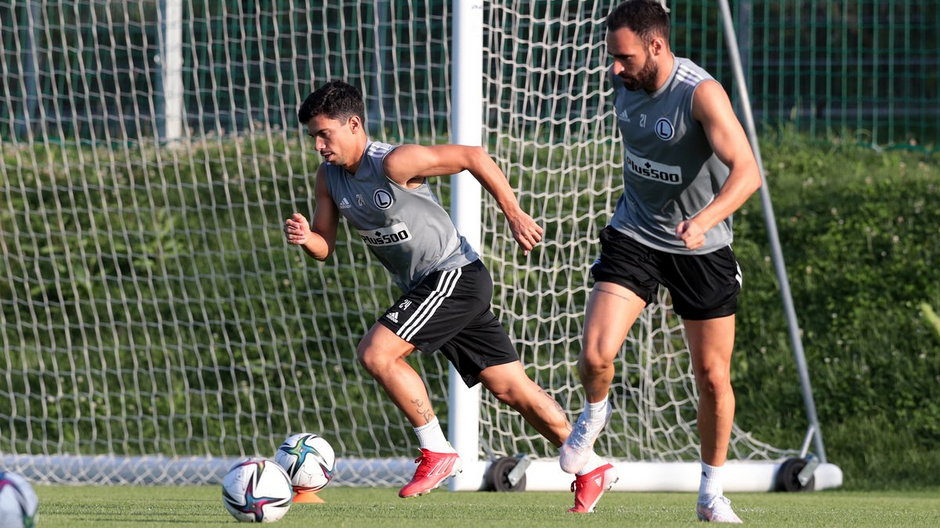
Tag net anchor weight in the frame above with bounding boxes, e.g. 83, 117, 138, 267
774, 455, 820, 492
483, 454, 530, 492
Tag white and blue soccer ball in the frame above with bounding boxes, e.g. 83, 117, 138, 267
274, 433, 336, 492
0, 471, 38, 528
221, 458, 293, 523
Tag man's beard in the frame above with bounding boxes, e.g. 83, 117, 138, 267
621, 54, 658, 92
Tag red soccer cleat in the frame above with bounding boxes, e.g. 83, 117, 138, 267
398, 449, 462, 498
567, 463, 618, 513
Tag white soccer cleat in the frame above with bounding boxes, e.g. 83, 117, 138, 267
696, 495, 743, 523
559, 404, 612, 474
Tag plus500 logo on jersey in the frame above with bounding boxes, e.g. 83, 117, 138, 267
358, 222, 412, 246
624, 149, 683, 184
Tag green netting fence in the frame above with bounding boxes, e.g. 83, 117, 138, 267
1, 1, 937, 148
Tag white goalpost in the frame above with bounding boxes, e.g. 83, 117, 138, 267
0, 0, 840, 491
448, 0, 488, 492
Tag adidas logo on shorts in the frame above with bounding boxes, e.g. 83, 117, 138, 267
387, 311, 399, 323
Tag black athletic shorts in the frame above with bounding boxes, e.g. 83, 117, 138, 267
590, 226, 742, 320
378, 259, 519, 387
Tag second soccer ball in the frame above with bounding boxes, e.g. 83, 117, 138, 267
0, 471, 39, 528
221, 458, 293, 523
274, 433, 336, 492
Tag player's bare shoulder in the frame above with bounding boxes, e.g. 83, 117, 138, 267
383, 144, 471, 187
691, 79, 733, 123
383, 144, 427, 187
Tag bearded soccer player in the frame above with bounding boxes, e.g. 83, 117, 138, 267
285, 80, 613, 511
559, 1, 762, 522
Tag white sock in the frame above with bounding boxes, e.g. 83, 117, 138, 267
698, 461, 723, 502
576, 451, 607, 476
586, 397, 610, 422
413, 417, 455, 453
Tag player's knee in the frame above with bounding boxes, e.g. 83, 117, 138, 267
696, 366, 732, 397
493, 387, 520, 407
578, 348, 613, 377
483, 379, 519, 407
356, 345, 387, 376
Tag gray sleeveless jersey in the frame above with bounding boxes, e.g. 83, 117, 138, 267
609, 56, 733, 254
323, 141, 478, 292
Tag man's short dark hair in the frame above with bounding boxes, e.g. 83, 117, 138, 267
606, 0, 671, 45
297, 80, 365, 125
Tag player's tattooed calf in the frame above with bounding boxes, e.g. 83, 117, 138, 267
411, 398, 434, 424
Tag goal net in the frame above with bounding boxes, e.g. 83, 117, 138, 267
478, 1, 792, 469
1, 1, 821, 489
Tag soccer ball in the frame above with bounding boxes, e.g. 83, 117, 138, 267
0, 471, 39, 528
221, 458, 293, 523
274, 433, 336, 492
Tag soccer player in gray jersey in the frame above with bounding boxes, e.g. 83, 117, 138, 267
558, 1, 762, 523
284, 80, 610, 510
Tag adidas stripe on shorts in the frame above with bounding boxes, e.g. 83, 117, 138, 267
378, 259, 519, 387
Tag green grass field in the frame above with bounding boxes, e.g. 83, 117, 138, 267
33, 485, 940, 527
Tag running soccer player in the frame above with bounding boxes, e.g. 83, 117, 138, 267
285, 80, 612, 511
559, 1, 762, 522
